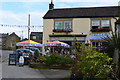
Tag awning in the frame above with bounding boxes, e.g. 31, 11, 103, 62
90, 32, 111, 40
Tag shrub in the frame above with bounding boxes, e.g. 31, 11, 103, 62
44, 53, 74, 66
71, 46, 112, 79
36, 56, 46, 64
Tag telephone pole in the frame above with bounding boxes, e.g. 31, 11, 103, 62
28, 14, 30, 40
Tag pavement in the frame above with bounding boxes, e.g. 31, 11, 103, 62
1, 50, 71, 80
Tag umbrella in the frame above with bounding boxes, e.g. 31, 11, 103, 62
44, 41, 70, 48
16, 40, 42, 47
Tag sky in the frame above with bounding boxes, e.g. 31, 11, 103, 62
0, 0, 120, 39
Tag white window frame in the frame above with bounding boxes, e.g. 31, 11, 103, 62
64, 21, 72, 29
55, 21, 63, 29
101, 20, 110, 27
92, 20, 100, 27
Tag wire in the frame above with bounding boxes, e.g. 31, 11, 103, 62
0, 24, 43, 28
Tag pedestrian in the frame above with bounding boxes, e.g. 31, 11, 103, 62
18, 51, 23, 62
23, 50, 29, 65
45, 49, 50, 54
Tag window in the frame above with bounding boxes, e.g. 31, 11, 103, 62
55, 21, 63, 29
64, 21, 72, 29
33, 36, 36, 39
92, 20, 100, 29
101, 20, 110, 27
11, 43, 15, 47
91, 19, 110, 32
12, 37, 15, 40
92, 42, 99, 47
54, 20, 72, 32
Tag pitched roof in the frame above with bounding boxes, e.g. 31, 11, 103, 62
8, 32, 20, 39
30, 32, 43, 36
43, 6, 119, 19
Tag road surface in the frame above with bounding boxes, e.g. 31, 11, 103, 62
1, 50, 71, 79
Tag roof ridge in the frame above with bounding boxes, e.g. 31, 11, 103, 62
53, 6, 119, 10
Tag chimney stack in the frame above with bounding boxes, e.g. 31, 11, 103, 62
49, 0, 54, 10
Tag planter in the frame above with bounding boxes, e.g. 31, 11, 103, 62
29, 62, 71, 69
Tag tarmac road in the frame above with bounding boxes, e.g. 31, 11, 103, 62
1, 50, 71, 80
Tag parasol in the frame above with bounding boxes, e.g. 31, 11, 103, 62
44, 41, 70, 48
16, 40, 42, 47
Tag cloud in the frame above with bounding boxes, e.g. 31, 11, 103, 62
0, 10, 45, 25
0, 10, 44, 38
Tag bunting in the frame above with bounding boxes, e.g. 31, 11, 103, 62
0, 24, 43, 28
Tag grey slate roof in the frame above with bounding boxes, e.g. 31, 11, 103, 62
43, 6, 119, 19
30, 32, 43, 36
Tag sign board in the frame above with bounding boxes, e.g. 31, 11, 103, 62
50, 37, 85, 41
8, 54, 16, 65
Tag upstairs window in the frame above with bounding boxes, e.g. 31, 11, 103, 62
101, 20, 110, 28
91, 19, 111, 32
55, 21, 63, 29
92, 20, 100, 29
54, 20, 72, 32
64, 21, 72, 29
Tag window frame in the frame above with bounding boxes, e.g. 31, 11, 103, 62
92, 20, 100, 27
54, 19, 72, 32
64, 21, 72, 29
91, 19, 111, 32
55, 21, 63, 29
101, 19, 110, 28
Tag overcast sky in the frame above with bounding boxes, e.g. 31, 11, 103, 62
0, 0, 119, 39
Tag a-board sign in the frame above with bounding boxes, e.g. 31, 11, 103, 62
8, 54, 16, 65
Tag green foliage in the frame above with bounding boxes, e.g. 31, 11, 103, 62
110, 32, 120, 50
34, 50, 39, 57
36, 56, 46, 64
44, 53, 74, 66
71, 46, 112, 79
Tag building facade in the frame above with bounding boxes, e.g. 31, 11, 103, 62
43, 2, 119, 51
30, 32, 43, 43
5, 32, 20, 50
0, 33, 9, 48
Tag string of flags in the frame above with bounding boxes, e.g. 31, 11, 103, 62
0, 24, 43, 28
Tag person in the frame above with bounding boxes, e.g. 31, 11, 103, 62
23, 50, 29, 65
17, 51, 23, 62
45, 49, 50, 54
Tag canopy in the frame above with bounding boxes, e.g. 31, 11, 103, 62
44, 41, 70, 48
16, 40, 42, 47
90, 32, 111, 40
